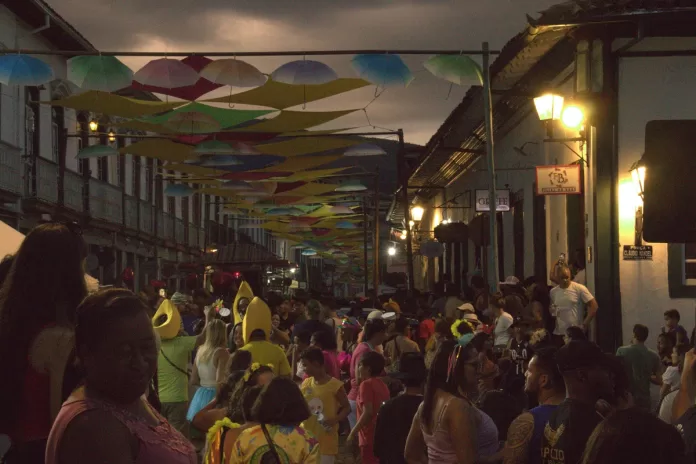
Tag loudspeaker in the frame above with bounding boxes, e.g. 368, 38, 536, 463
643, 120, 696, 243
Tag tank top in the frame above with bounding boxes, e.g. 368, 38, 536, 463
529, 405, 558, 464
197, 348, 224, 388
45, 391, 196, 464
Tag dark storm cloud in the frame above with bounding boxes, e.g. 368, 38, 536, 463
48, 0, 562, 144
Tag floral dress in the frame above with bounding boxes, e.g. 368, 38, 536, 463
230, 424, 319, 464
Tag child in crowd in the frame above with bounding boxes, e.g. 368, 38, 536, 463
348, 351, 390, 464
663, 309, 690, 347
300, 348, 351, 464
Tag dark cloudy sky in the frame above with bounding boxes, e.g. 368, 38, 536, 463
49, 0, 561, 145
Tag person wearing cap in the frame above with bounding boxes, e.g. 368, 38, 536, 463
540, 340, 614, 464
549, 265, 598, 345
490, 293, 514, 349
501, 347, 566, 464
374, 353, 427, 464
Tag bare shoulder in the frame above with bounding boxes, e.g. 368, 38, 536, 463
505, 412, 535, 448
59, 409, 136, 464
30, 326, 74, 371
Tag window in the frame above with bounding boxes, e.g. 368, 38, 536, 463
168, 196, 176, 215
668, 244, 696, 297
25, 90, 37, 157
145, 158, 154, 201
77, 113, 89, 175
133, 155, 141, 197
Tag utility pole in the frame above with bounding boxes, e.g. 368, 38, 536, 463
482, 41, 499, 291
397, 129, 415, 295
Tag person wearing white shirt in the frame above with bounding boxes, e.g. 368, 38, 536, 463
490, 293, 514, 347
550, 266, 599, 340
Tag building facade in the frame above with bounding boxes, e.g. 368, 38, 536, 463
0, 0, 284, 293
392, 1, 696, 350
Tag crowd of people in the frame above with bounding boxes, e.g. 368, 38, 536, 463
1, 223, 696, 464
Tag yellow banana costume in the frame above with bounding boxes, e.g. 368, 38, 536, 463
242, 297, 272, 344
152, 299, 182, 340
232, 281, 254, 325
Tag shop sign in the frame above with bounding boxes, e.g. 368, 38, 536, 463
536, 165, 582, 195
623, 245, 653, 261
475, 189, 510, 212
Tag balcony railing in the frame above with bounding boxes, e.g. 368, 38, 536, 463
89, 179, 122, 224
139, 200, 154, 235
34, 157, 59, 204
124, 195, 138, 230
63, 169, 83, 212
175, 218, 185, 244
163, 212, 174, 240
0, 142, 21, 194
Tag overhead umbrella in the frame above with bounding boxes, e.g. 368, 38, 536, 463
423, 55, 483, 86
199, 155, 242, 167
330, 205, 355, 215
67, 55, 133, 92
271, 60, 338, 85
164, 112, 220, 133
221, 180, 253, 191
134, 58, 199, 89
164, 184, 195, 197
200, 59, 267, 87
194, 140, 258, 156
302, 249, 317, 256
266, 207, 303, 216
0, 54, 54, 86
351, 54, 414, 88
344, 143, 387, 157
335, 180, 367, 192
250, 181, 278, 196
336, 220, 357, 229
76, 144, 119, 159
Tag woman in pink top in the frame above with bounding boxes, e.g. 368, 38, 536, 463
309, 329, 341, 379
347, 319, 387, 429
46, 288, 196, 464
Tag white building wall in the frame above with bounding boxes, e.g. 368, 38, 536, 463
616, 38, 696, 344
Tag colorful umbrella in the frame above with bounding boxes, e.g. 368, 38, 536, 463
164, 184, 195, 197
344, 143, 387, 157
0, 54, 54, 86
76, 144, 119, 159
423, 55, 483, 86
194, 140, 238, 156
271, 60, 338, 85
164, 112, 220, 133
266, 207, 303, 216
302, 249, 317, 256
351, 54, 413, 88
330, 205, 354, 215
200, 59, 267, 87
335, 180, 367, 192
199, 155, 242, 167
336, 220, 357, 229
67, 55, 133, 92
221, 180, 253, 191
132, 56, 223, 100
134, 58, 199, 89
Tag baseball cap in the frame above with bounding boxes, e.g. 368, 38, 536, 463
499, 276, 521, 286
457, 302, 475, 313
367, 310, 384, 320
461, 313, 481, 325
556, 340, 612, 372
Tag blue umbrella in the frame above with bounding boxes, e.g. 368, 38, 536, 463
199, 155, 242, 167
351, 54, 413, 88
76, 144, 119, 159
302, 249, 317, 256
336, 221, 357, 229
0, 54, 54, 86
164, 184, 195, 197
271, 60, 338, 85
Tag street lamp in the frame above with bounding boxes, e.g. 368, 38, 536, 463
89, 120, 99, 132
108, 130, 116, 143
561, 104, 585, 130
533, 93, 564, 122
410, 205, 424, 222
630, 158, 646, 199
399, 231, 407, 240
387, 246, 396, 256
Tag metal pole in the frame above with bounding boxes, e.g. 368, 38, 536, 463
398, 129, 415, 295
482, 42, 499, 293
373, 168, 380, 301
363, 198, 370, 296
4, 49, 502, 57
